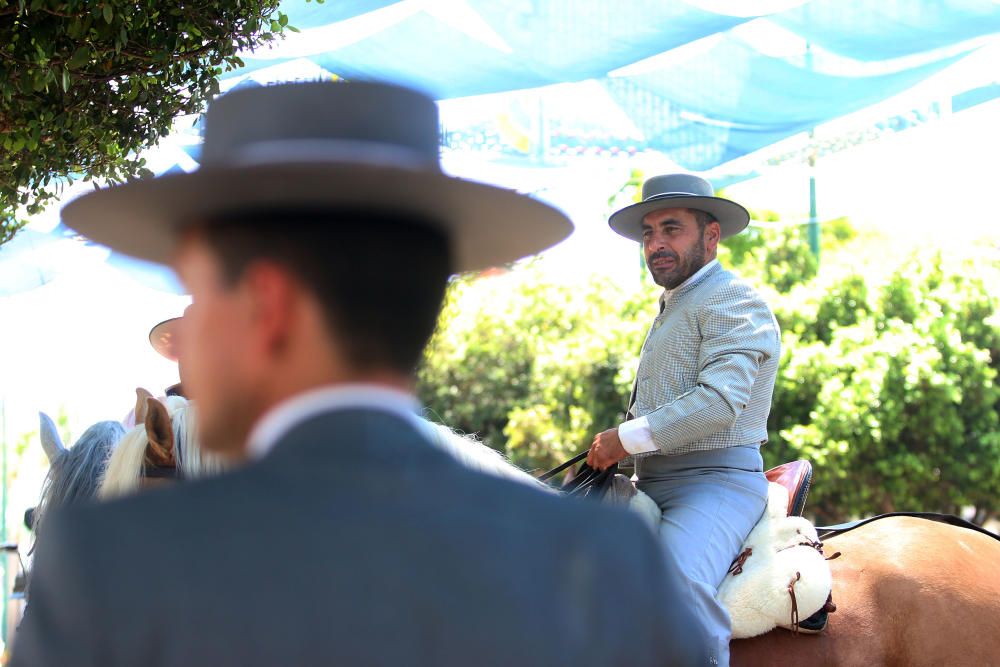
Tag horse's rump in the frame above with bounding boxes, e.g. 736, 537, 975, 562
731, 516, 1000, 667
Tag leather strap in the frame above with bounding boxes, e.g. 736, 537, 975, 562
538, 451, 588, 482
817, 512, 1000, 542
143, 465, 181, 480
538, 451, 617, 500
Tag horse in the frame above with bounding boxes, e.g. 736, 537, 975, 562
730, 514, 1000, 666
13, 411, 126, 624
431, 436, 1000, 666
31, 413, 126, 546
99, 390, 226, 498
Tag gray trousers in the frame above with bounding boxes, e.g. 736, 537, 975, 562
636, 446, 768, 667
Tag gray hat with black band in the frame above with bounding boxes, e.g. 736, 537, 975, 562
61, 81, 573, 273
608, 173, 749, 242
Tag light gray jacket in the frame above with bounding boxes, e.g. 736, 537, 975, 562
629, 262, 780, 459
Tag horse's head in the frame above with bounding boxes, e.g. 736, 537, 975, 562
99, 389, 226, 499
33, 413, 126, 543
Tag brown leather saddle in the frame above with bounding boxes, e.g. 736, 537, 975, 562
763, 459, 832, 634
765, 459, 813, 517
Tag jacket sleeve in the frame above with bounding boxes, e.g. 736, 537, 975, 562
10, 511, 106, 667
644, 281, 779, 454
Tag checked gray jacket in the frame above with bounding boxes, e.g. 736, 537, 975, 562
626, 261, 781, 459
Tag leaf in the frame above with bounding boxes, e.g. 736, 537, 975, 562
0, 0, 285, 247
67, 46, 91, 70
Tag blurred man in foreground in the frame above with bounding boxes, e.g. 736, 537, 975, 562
13, 81, 708, 666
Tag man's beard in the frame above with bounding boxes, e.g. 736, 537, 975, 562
647, 236, 707, 289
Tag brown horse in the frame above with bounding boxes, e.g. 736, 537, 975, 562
731, 515, 1000, 666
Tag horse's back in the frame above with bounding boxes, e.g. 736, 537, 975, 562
732, 516, 1000, 667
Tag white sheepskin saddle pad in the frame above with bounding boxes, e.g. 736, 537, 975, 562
626, 482, 833, 639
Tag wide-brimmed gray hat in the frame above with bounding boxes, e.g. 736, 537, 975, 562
61, 81, 573, 273
608, 174, 749, 241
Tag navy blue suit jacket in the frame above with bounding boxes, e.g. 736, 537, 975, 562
13, 409, 707, 666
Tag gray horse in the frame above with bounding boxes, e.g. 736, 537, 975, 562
31, 413, 125, 548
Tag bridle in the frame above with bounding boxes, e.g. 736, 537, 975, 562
142, 465, 182, 480
539, 451, 618, 500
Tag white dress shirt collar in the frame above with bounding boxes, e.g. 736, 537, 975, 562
659, 259, 719, 311
246, 383, 422, 460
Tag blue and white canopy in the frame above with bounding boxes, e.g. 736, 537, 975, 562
5, 0, 1000, 295
228, 0, 1000, 169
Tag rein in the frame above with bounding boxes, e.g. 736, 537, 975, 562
143, 465, 181, 480
538, 451, 617, 499
816, 512, 1000, 542
538, 451, 588, 482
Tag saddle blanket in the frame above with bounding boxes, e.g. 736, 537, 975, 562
626, 482, 833, 638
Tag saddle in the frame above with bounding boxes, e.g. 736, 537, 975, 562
542, 455, 834, 635
732, 459, 840, 636
765, 459, 813, 517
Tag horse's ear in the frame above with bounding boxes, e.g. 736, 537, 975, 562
133, 388, 154, 426
38, 412, 66, 463
143, 398, 175, 468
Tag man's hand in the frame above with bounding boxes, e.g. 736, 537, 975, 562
587, 428, 628, 471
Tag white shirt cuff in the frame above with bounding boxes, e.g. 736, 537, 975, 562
618, 417, 658, 455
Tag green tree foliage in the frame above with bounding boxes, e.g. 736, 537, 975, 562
767, 254, 1000, 523
0, 0, 296, 245
716, 206, 819, 294
417, 264, 657, 472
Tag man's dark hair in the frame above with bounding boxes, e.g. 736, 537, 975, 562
196, 208, 452, 374
690, 208, 716, 232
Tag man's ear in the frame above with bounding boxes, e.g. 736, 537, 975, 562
704, 221, 722, 255
242, 261, 298, 356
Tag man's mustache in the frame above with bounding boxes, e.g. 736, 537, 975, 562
648, 250, 678, 263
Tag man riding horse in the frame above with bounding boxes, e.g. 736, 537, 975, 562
587, 174, 781, 666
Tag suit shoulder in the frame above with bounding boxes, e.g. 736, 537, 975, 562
705, 267, 767, 301
458, 471, 662, 559
701, 268, 777, 320
52, 464, 260, 544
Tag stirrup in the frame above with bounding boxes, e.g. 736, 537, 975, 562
788, 608, 829, 634
779, 594, 835, 635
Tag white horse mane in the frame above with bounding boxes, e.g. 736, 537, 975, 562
99, 396, 226, 499
423, 422, 554, 493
